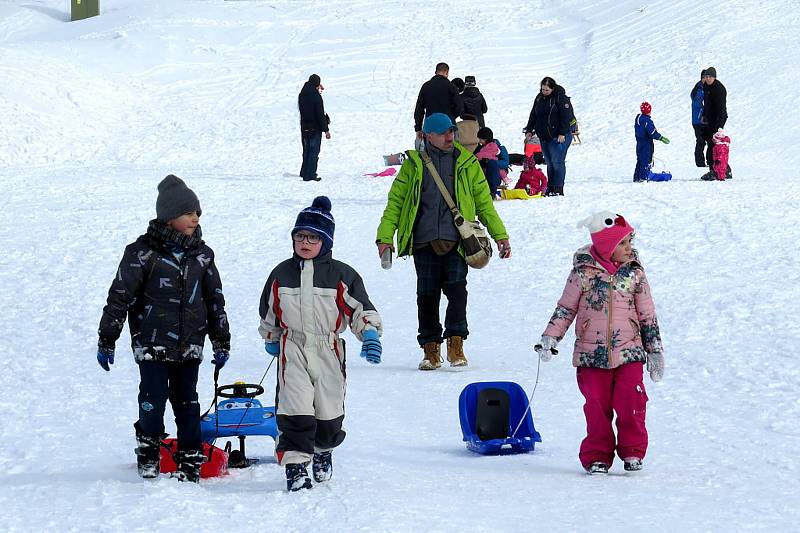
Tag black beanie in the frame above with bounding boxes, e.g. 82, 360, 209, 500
308, 74, 321, 86
292, 196, 335, 256
706, 67, 717, 78
452, 77, 465, 92
464, 75, 476, 86
477, 127, 494, 141
156, 175, 201, 222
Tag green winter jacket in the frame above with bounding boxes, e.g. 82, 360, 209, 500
376, 143, 509, 257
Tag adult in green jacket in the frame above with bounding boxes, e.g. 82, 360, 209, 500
376, 113, 511, 371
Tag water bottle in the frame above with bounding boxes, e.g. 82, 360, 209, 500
380, 247, 392, 270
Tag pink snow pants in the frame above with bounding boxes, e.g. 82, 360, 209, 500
576, 362, 648, 468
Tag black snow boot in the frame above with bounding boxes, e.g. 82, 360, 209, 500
286, 463, 313, 492
174, 450, 204, 483
134, 423, 162, 479
586, 462, 609, 475
312, 451, 333, 483
624, 458, 643, 471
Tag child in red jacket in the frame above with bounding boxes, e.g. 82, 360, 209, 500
514, 153, 548, 195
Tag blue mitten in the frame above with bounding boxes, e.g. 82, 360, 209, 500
212, 349, 229, 369
360, 329, 382, 364
265, 341, 280, 357
97, 338, 115, 371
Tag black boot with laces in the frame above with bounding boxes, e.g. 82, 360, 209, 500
312, 451, 333, 483
286, 463, 313, 492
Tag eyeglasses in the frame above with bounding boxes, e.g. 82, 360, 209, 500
293, 232, 321, 244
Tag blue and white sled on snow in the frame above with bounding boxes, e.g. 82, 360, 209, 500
458, 381, 542, 455
200, 382, 278, 467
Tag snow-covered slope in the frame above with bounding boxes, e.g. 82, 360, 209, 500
1, 1, 798, 531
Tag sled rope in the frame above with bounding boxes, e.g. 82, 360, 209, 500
232, 356, 277, 432
510, 356, 542, 438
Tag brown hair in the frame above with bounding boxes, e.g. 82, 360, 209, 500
540, 76, 557, 90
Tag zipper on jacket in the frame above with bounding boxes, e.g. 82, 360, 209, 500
607, 274, 614, 364
178, 255, 186, 352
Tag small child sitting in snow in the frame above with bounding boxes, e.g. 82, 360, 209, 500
514, 153, 548, 196
534, 212, 664, 475
258, 196, 383, 492
474, 127, 510, 198
711, 129, 731, 180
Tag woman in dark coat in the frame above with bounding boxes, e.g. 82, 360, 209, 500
523, 77, 573, 195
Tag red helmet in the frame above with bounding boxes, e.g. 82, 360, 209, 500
640, 101, 652, 115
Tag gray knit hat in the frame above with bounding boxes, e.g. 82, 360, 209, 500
156, 174, 201, 222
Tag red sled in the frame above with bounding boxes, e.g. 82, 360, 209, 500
159, 438, 228, 478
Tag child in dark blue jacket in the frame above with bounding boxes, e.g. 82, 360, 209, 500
474, 127, 510, 198
97, 175, 231, 483
634, 102, 670, 182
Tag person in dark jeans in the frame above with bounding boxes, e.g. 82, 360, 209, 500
523, 77, 573, 195
691, 69, 707, 167
376, 113, 511, 371
298, 74, 331, 181
97, 175, 231, 483
700, 67, 731, 179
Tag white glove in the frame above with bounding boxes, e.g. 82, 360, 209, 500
534, 336, 559, 362
646, 352, 665, 382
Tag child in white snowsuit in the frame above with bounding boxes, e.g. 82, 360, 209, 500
534, 212, 665, 474
97, 175, 231, 483
259, 196, 383, 491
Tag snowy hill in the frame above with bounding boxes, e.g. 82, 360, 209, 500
1, 1, 798, 531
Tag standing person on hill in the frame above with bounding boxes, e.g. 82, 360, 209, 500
700, 67, 731, 180
633, 101, 670, 182
259, 196, 383, 492
376, 113, 511, 371
455, 113, 480, 153
691, 69, 707, 167
413, 63, 464, 145
523, 77, 574, 196
97, 175, 231, 483
298, 74, 331, 182
461, 75, 488, 127
534, 212, 664, 475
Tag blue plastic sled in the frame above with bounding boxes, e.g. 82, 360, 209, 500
647, 170, 672, 182
458, 381, 542, 455
200, 382, 278, 467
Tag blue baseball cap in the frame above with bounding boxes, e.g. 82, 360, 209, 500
422, 113, 456, 134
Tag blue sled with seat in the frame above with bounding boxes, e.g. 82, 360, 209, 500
458, 381, 542, 455
200, 381, 278, 468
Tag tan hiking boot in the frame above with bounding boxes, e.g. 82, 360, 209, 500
418, 342, 442, 370
446, 336, 468, 367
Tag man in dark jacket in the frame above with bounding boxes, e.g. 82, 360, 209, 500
413, 63, 464, 142
691, 69, 707, 167
298, 74, 331, 182
701, 67, 730, 178
461, 75, 488, 127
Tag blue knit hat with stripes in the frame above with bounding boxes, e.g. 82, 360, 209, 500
292, 196, 335, 256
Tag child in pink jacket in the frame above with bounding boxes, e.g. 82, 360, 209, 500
711, 129, 731, 180
534, 212, 664, 475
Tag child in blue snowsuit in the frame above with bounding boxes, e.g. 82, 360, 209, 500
634, 102, 670, 182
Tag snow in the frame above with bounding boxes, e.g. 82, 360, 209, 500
1, 0, 799, 531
